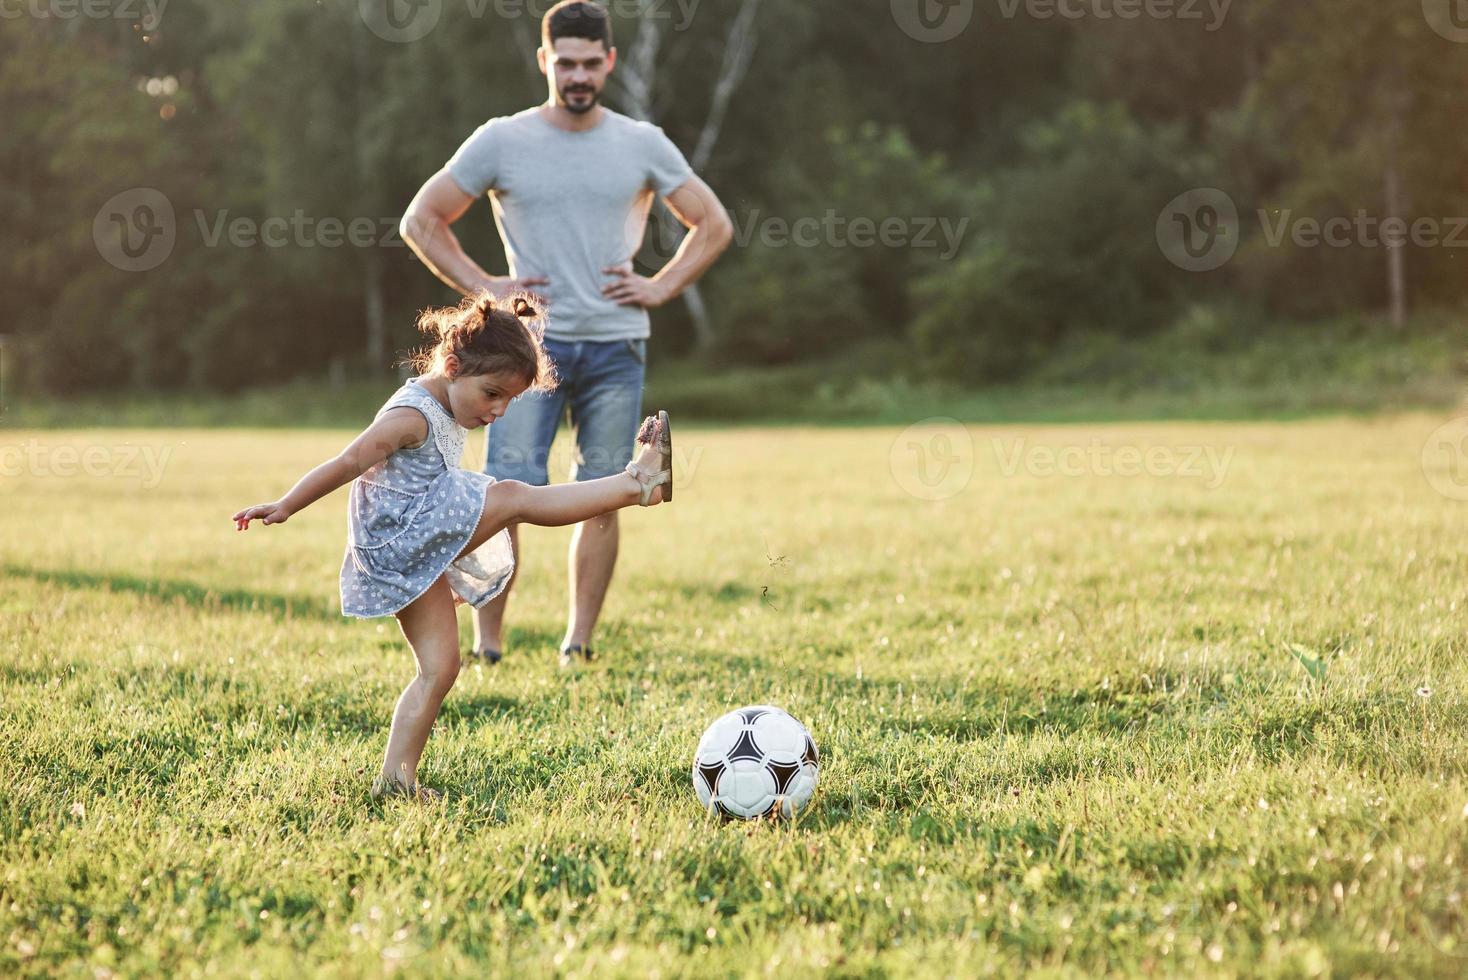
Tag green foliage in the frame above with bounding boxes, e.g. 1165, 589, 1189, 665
708, 124, 967, 364
910, 103, 1208, 381
4, 308, 1462, 428
1226, 0, 1468, 317
5, 0, 1468, 396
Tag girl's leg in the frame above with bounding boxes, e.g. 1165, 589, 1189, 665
378, 575, 461, 797
455, 469, 657, 561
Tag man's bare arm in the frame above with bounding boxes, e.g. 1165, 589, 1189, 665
602, 175, 735, 309
399, 170, 548, 299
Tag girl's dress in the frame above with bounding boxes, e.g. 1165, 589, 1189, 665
340, 377, 515, 619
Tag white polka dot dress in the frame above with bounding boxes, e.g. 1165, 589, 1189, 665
339, 377, 515, 619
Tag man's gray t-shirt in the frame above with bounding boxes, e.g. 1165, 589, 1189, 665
447, 107, 694, 342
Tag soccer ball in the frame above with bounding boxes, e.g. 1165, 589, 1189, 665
692, 705, 819, 820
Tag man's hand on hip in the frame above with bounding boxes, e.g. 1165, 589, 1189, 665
602, 264, 670, 309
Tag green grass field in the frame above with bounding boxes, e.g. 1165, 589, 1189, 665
4, 415, 1468, 976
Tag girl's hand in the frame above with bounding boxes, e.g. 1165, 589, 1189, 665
233, 502, 292, 530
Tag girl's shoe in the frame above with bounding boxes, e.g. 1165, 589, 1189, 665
625, 410, 673, 506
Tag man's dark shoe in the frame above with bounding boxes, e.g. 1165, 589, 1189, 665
559, 644, 595, 669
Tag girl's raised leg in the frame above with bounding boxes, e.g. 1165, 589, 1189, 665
454, 472, 652, 561
454, 426, 668, 560
377, 575, 461, 799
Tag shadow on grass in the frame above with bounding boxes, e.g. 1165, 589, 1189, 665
0, 661, 75, 686
472, 624, 568, 662
438, 692, 521, 726
4, 563, 339, 621
764, 664, 1413, 772
672, 580, 759, 605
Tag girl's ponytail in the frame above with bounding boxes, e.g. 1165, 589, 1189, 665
404, 291, 556, 392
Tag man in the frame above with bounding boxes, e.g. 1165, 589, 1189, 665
400, 0, 733, 668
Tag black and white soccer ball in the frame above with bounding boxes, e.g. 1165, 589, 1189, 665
692, 705, 819, 820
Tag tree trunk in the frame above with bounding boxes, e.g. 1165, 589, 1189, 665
689, 0, 762, 172
353, 22, 386, 369
613, 14, 664, 121
509, 17, 540, 78
1378, 62, 1410, 333
614, 1, 759, 351
0, 334, 13, 410
1384, 159, 1406, 331
364, 247, 386, 370
682, 282, 715, 349
679, 0, 762, 352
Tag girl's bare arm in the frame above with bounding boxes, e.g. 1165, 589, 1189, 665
232, 409, 429, 529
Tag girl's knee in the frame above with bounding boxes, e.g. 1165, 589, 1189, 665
458, 482, 523, 560
419, 651, 461, 696
490, 478, 525, 510
486, 479, 526, 523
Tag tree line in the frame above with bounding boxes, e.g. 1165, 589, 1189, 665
2, 0, 1464, 395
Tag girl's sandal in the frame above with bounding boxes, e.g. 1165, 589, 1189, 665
625, 410, 673, 506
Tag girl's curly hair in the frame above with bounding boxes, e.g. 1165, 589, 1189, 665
405, 292, 558, 392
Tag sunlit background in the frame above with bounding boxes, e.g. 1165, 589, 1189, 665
3, 0, 1465, 420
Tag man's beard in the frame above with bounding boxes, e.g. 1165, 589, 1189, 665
560, 84, 601, 115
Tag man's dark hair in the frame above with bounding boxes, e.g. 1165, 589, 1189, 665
542, 1, 614, 51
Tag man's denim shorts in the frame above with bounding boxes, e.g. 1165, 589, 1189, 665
483, 337, 647, 485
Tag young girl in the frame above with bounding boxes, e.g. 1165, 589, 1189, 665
231, 293, 672, 801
